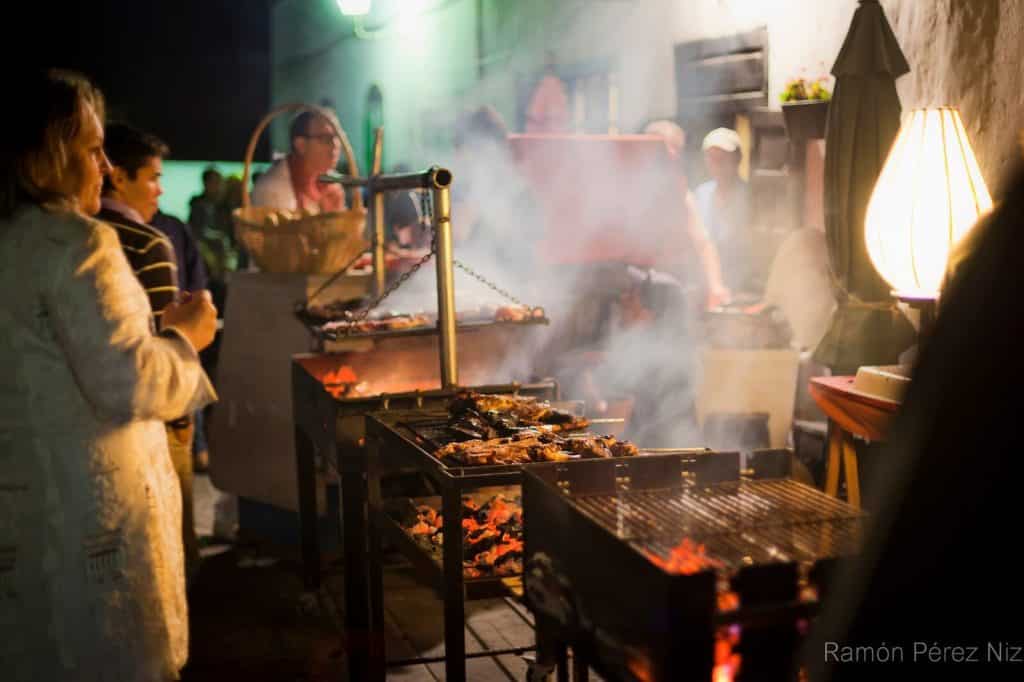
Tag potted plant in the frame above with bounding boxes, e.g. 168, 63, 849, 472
780, 74, 832, 140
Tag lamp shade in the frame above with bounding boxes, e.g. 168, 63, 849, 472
864, 107, 992, 298
336, 0, 371, 16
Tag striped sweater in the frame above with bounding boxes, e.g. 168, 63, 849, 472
96, 206, 179, 320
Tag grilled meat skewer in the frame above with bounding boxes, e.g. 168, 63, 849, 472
564, 436, 639, 459
448, 391, 590, 433
435, 432, 638, 465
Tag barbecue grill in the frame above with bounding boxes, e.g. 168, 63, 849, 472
296, 304, 551, 348
361, 409, 711, 682
292, 359, 562, 680
522, 451, 865, 681
286, 163, 574, 680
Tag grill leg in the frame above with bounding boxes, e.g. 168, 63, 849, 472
571, 648, 589, 682
294, 426, 321, 591
366, 438, 387, 681
556, 642, 569, 682
341, 456, 373, 681
736, 625, 799, 682
442, 484, 467, 682
533, 615, 569, 682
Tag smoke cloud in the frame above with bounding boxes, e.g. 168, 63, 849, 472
366, 0, 834, 453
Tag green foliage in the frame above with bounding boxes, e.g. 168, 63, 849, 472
780, 76, 832, 103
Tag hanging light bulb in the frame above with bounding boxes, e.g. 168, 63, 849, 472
336, 0, 371, 17
864, 107, 992, 299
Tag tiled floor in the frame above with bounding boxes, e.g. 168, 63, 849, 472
182, 475, 534, 681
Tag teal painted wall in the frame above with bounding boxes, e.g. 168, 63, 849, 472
159, 160, 270, 222
269, 0, 560, 171
272, 0, 483, 172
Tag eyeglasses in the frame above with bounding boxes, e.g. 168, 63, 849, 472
302, 133, 341, 146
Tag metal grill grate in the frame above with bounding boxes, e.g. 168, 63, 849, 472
571, 479, 865, 571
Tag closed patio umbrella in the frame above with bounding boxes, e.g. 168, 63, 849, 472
812, 0, 916, 374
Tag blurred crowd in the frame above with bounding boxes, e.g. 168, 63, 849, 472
185, 166, 256, 314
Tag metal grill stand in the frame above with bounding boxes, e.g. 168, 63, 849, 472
363, 401, 559, 682
294, 164, 550, 680
291, 366, 558, 682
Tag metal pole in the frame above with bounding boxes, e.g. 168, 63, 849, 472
320, 167, 445, 193
370, 128, 386, 296
321, 165, 458, 388
431, 169, 457, 389
318, 173, 367, 189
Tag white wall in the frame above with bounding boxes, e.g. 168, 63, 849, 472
556, 0, 1023, 190
272, 0, 1023, 190
478, 0, 860, 133
671, 0, 860, 104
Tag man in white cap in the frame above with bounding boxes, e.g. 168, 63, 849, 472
695, 128, 753, 293
643, 119, 731, 308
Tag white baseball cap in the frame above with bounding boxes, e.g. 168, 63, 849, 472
701, 127, 742, 153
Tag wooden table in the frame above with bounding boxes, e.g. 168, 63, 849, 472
808, 376, 901, 509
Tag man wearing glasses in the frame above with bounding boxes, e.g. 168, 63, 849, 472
252, 110, 347, 212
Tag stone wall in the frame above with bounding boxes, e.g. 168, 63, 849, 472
884, 0, 1024, 194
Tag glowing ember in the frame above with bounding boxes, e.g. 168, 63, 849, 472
626, 629, 740, 682
713, 626, 741, 682
321, 365, 358, 386
317, 365, 362, 399
404, 494, 524, 579
646, 538, 722, 575
717, 590, 740, 613
626, 654, 653, 682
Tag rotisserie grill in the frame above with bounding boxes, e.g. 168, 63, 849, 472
297, 301, 549, 343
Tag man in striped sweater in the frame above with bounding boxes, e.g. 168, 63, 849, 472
98, 123, 203, 584
98, 125, 178, 323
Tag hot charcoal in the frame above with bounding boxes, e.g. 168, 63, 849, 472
398, 494, 525, 579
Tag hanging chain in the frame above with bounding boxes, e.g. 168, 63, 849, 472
342, 190, 436, 335
452, 258, 526, 308
306, 248, 373, 305
341, 186, 544, 334
343, 246, 435, 334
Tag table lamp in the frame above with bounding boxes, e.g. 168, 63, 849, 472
865, 106, 992, 335
855, 107, 992, 401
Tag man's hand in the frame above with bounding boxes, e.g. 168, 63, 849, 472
162, 290, 218, 352
706, 284, 732, 310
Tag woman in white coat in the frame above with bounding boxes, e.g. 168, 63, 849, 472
0, 69, 218, 681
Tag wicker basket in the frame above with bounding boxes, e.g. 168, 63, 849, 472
233, 103, 368, 274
